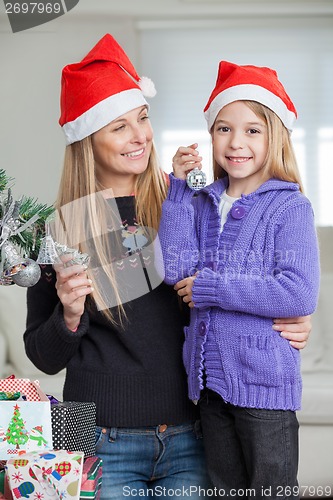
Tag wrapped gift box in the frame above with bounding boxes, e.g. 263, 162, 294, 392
0, 470, 4, 495
80, 456, 102, 499
0, 378, 44, 402
0, 400, 53, 459
3, 472, 13, 500
51, 402, 96, 457
6, 450, 84, 500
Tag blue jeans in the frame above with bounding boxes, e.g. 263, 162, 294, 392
95, 421, 212, 499
199, 389, 299, 500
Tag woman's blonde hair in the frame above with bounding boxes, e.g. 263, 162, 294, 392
53, 137, 168, 325
212, 100, 304, 193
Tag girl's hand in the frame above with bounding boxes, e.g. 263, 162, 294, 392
273, 315, 312, 349
172, 143, 202, 180
54, 257, 93, 331
174, 275, 197, 308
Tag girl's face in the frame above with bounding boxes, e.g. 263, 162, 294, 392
91, 105, 153, 192
212, 100, 269, 196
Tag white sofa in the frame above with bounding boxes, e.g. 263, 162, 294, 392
296, 227, 333, 492
0, 228, 332, 492
0, 285, 65, 401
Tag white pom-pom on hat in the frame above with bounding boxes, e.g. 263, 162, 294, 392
139, 76, 157, 98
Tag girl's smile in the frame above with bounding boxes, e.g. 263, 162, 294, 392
225, 156, 253, 163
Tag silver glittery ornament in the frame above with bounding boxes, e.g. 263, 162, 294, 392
186, 168, 207, 191
2, 241, 27, 277
54, 242, 90, 267
36, 235, 62, 265
11, 258, 41, 287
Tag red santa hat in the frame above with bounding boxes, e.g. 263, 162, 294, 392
59, 34, 156, 145
204, 61, 297, 132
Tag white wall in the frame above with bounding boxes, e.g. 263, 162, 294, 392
1, 10, 332, 222
139, 17, 333, 225
0, 13, 140, 205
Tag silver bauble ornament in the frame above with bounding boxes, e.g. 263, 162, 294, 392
11, 258, 41, 287
186, 168, 207, 191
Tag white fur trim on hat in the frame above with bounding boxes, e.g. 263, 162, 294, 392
62, 88, 148, 145
204, 84, 296, 132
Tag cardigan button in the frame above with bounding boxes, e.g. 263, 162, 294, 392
199, 322, 206, 335
231, 206, 246, 219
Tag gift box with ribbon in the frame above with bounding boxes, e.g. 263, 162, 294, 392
6, 450, 84, 500
80, 456, 102, 499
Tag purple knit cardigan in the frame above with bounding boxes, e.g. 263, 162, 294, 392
158, 175, 320, 410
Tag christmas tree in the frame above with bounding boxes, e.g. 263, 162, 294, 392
0, 169, 54, 255
0, 169, 54, 286
5, 404, 29, 449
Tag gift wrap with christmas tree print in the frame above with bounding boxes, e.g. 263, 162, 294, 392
0, 396, 53, 460
51, 402, 96, 458
6, 450, 84, 499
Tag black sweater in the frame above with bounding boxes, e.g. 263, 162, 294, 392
24, 196, 198, 427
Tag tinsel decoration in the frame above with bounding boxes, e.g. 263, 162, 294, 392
0, 169, 54, 287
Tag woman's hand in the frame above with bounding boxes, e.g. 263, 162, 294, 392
174, 273, 312, 350
54, 257, 93, 331
172, 143, 202, 180
273, 315, 312, 349
174, 275, 197, 308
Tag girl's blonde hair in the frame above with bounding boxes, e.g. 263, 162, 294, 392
53, 137, 168, 325
212, 100, 304, 193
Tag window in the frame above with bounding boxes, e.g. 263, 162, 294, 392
140, 19, 333, 225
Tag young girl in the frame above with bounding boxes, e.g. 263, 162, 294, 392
158, 61, 320, 498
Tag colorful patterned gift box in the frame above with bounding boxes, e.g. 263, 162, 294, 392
80, 456, 102, 499
51, 402, 96, 458
6, 450, 84, 500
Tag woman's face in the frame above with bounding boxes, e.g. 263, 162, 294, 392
91, 105, 153, 191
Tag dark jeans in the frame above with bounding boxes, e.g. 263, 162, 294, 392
199, 389, 299, 500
